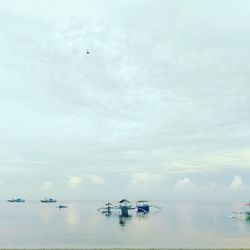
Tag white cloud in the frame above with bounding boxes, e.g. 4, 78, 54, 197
201, 182, 217, 191
1, 0, 250, 200
84, 174, 105, 184
171, 163, 206, 173
175, 177, 193, 189
42, 181, 53, 189
131, 171, 165, 186
68, 176, 82, 189
229, 175, 245, 190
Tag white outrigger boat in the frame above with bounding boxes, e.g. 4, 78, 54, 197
231, 202, 250, 220
40, 198, 57, 203
7, 197, 25, 202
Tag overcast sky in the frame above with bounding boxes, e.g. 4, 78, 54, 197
0, 0, 250, 201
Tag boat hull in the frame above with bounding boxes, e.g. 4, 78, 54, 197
246, 212, 250, 220
8, 201, 25, 202
41, 200, 57, 203
8, 199, 25, 202
137, 205, 150, 213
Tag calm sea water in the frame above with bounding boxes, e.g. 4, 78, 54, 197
0, 200, 250, 248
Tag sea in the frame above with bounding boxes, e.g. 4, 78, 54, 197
0, 200, 250, 248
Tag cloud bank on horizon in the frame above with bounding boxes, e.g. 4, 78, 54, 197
0, 0, 250, 200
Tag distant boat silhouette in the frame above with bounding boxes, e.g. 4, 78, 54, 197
8, 198, 25, 202
40, 198, 57, 203
58, 204, 67, 209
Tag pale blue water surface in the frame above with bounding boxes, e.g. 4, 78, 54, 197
0, 201, 250, 248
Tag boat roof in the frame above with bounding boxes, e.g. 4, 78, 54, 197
119, 199, 130, 203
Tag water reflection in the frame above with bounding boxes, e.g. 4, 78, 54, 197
119, 215, 132, 227
97, 201, 160, 229
2, 201, 250, 248
136, 212, 149, 220
39, 204, 54, 223
100, 209, 149, 228
66, 207, 80, 228
105, 211, 111, 217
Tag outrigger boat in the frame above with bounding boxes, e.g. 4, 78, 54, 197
7, 198, 25, 202
136, 200, 150, 213
98, 199, 135, 217
97, 202, 115, 216
98, 199, 162, 216
245, 203, 250, 220
231, 202, 250, 220
40, 198, 57, 203
136, 200, 163, 214
119, 199, 135, 217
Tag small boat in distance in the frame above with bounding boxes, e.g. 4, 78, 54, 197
57, 204, 67, 209
40, 198, 57, 203
8, 198, 25, 202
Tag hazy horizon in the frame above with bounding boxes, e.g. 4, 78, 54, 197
0, 0, 250, 201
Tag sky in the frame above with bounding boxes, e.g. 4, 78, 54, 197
0, 0, 250, 201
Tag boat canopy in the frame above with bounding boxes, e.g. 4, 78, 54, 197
119, 199, 130, 203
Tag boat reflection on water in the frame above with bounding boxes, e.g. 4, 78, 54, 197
105, 210, 111, 217
119, 214, 132, 227
136, 211, 149, 219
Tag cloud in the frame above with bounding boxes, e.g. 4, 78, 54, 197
68, 176, 82, 189
229, 175, 245, 190
175, 177, 193, 189
131, 171, 165, 186
171, 163, 207, 173
42, 181, 53, 189
205, 150, 250, 170
201, 182, 217, 191
84, 174, 105, 184
174, 179, 216, 191
1, 0, 250, 200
